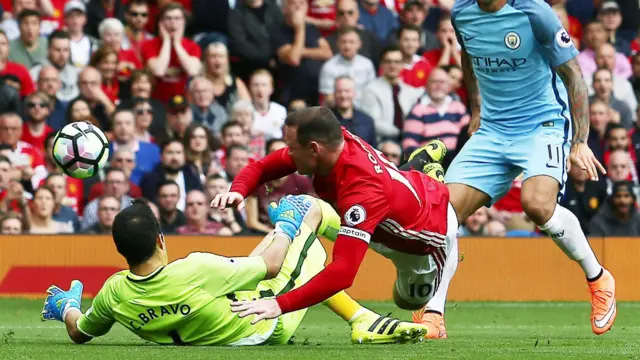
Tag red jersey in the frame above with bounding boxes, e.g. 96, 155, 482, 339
141, 38, 202, 103
1, 62, 35, 97
230, 128, 450, 313
307, 0, 337, 36
102, 78, 120, 105
423, 48, 460, 69
400, 58, 432, 88
20, 122, 54, 153
118, 48, 142, 82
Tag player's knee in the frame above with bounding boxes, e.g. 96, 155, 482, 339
521, 191, 556, 225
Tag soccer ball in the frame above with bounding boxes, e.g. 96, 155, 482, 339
52, 122, 109, 179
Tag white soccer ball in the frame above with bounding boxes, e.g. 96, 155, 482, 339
52, 122, 110, 179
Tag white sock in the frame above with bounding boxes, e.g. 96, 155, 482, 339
426, 222, 460, 315
538, 205, 602, 279
348, 307, 370, 324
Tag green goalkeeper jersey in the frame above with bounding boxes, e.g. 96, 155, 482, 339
76, 253, 278, 346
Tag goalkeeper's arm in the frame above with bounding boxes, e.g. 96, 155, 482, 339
64, 309, 92, 344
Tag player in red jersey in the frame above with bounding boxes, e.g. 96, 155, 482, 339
212, 107, 456, 339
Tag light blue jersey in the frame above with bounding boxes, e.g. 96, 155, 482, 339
446, 0, 580, 202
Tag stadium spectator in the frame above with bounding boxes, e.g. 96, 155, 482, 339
0, 113, 45, 188
90, 47, 122, 104
223, 144, 250, 182
155, 179, 186, 234
484, 220, 506, 237
204, 174, 243, 234
97, 18, 141, 84
202, 42, 250, 113
229, 101, 265, 158
140, 139, 202, 210
587, 100, 611, 163
155, 94, 193, 144
30, 30, 80, 103
273, 0, 332, 106
117, 70, 166, 135
8, 9, 47, 68
178, 189, 232, 235
141, 3, 201, 103
188, 76, 228, 134
360, 46, 424, 142
631, 53, 640, 100
183, 123, 215, 183
121, 0, 153, 60
0, 214, 23, 234
402, 68, 469, 154
249, 70, 287, 140
245, 138, 312, 234
385, 0, 438, 55
589, 68, 634, 129
287, 99, 307, 114
606, 148, 638, 188
319, 26, 375, 107
458, 207, 488, 237
28, 186, 73, 234
604, 123, 636, 166
563, 164, 608, 236
597, 0, 630, 56
630, 106, 640, 164
44, 173, 81, 232
379, 140, 402, 167
227, 0, 283, 81
396, 25, 432, 88
590, 181, 640, 236
84, 0, 125, 39
326, 0, 379, 66
109, 109, 161, 185
0, 29, 35, 98
0, 0, 52, 41
442, 64, 465, 103
84, 195, 120, 234
357, 0, 397, 41
189, 0, 231, 49
66, 98, 101, 128
423, 15, 460, 70
42, 133, 84, 211
81, 167, 132, 230
131, 98, 154, 143
210, 121, 250, 176
577, 21, 631, 81
0, 155, 31, 218
0, 74, 20, 113
585, 43, 637, 113
330, 76, 376, 147
64, 0, 98, 69
36, 67, 67, 130
21, 91, 54, 153
306, 0, 337, 36
87, 149, 142, 202
76, 66, 115, 129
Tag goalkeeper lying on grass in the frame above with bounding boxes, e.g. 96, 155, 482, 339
41, 198, 428, 345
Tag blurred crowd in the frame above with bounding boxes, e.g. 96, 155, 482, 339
0, 0, 638, 237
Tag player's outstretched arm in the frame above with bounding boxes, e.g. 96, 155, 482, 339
460, 50, 481, 135
64, 309, 92, 344
41, 280, 92, 344
556, 58, 607, 181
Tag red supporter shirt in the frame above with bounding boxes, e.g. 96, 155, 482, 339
1, 62, 35, 97
141, 38, 202, 103
118, 48, 142, 82
493, 178, 524, 213
423, 48, 460, 69
307, 0, 337, 36
102, 78, 120, 105
230, 128, 450, 314
20, 123, 54, 154
38, 175, 84, 213
400, 58, 433, 88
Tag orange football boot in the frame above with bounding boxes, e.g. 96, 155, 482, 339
412, 309, 448, 339
588, 268, 617, 335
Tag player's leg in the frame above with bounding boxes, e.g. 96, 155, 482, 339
519, 130, 615, 335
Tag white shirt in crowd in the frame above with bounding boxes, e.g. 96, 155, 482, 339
252, 102, 288, 140
319, 54, 376, 107
70, 36, 93, 68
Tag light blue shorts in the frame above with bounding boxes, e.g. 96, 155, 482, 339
445, 122, 571, 204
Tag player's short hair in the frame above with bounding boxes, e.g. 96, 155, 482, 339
336, 25, 360, 40
397, 24, 421, 38
112, 198, 162, 266
266, 138, 286, 155
284, 107, 343, 147
17, 9, 41, 23
381, 44, 402, 60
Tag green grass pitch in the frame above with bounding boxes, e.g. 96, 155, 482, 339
0, 299, 638, 360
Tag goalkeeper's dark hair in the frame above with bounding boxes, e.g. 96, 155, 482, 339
284, 106, 343, 148
112, 198, 162, 266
